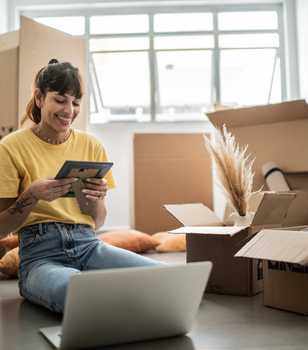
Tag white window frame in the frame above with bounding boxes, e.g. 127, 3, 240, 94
20, 2, 289, 123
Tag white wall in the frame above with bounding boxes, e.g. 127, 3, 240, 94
297, 0, 308, 99
0, 0, 8, 34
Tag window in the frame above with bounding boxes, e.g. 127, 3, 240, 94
34, 16, 85, 35
29, 4, 285, 123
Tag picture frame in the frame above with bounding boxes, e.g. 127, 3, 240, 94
55, 160, 113, 197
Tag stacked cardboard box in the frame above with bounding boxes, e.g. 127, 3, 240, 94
166, 100, 308, 302
207, 100, 308, 311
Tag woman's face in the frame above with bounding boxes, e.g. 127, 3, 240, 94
35, 90, 81, 133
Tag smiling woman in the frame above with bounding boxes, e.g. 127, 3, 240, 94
31, 90, 78, 145
0, 59, 163, 314
22, 59, 82, 144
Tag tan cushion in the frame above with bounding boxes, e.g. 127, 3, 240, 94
0, 247, 19, 278
0, 230, 161, 278
98, 230, 159, 253
0, 233, 19, 250
152, 232, 186, 253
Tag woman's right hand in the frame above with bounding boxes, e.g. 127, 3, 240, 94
28, 178, 77, 202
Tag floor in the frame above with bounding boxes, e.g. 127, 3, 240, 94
1, 252, 308, 350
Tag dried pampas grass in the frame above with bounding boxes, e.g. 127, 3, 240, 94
204, 125, 255, 217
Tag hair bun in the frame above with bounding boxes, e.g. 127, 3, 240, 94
48, 58, 59, 65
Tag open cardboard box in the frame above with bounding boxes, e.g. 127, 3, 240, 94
207, 99, 308, 227
165, 192, 296, 296
236, 227, 308, 315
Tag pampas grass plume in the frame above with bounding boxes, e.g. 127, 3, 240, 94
204, 125, 255, 216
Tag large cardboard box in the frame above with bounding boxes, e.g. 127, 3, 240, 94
134, 133, 212, 234
165, 192, 295, 296
0, 31, 19, 131
207, 100, 308, 227
0, 16, 87, 130
236, 227, 308, 315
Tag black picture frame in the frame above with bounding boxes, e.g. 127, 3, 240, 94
55, 160, 113, 197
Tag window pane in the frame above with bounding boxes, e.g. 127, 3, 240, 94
90, 94, 97, 114
90, 15, 148, 34
154, 35, 214, 50
91, 52, 150, 121
220, 49, 280, 106
90, 37, 149, 52
156, 50, 212, 121
154, 13, 213, 32
218, 11, 278, 30
34, 16, 85, 35
269, 57, 281, 103
219, 33, 279, 48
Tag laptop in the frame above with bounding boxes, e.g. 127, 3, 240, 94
40, 261, 212, 349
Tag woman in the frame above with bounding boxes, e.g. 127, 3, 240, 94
0, 59, 161, 313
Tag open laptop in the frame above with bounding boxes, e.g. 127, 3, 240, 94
40, 261, 212, 349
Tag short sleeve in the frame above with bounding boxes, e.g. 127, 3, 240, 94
0, 145, 20, 198
94, 143, 116, 190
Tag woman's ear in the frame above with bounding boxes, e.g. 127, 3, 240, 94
34, 89, 43, 109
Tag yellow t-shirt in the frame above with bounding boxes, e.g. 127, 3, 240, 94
0, 128, 115, 230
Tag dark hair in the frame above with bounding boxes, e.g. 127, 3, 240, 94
22, 59, 83, 125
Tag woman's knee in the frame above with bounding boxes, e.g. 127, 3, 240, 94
48, 278, 70, 311
86, 242, 165, 269
22, 264, 79, 313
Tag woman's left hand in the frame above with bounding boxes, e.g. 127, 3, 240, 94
82, 178, 108, 201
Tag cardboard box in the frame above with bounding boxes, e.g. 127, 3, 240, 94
134, 133, 212, 234
236, 227, 308, 315
207, 100, 308, 227
165, 192, 296, 296
0, 31, 19, 130
0, 16, 86, 130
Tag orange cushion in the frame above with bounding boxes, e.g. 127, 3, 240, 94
152, 232, 186, 253
0, 233, 19, 250
0, 230, 160, 278
98, 230, 159, 253
0, 247, 19, 278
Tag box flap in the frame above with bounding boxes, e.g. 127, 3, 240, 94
282, 190, 308, 227
248, 191, 264, 212
207, 100, 308, 128
235, 229, 308, 265
251, 192, 296, 226
164, 203, 221, 226
169, 225, 246, 236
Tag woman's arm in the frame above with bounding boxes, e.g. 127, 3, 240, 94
80, 178, 108, 230
0, 177, 76, 237
0, 190, 38, 238
90, 199, 107, 230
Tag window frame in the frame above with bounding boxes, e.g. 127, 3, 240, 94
21, 2, 287, 123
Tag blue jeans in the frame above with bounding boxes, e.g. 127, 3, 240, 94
18, 222, 162, 313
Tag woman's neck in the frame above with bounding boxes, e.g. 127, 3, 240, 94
32, 123, 71, 145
